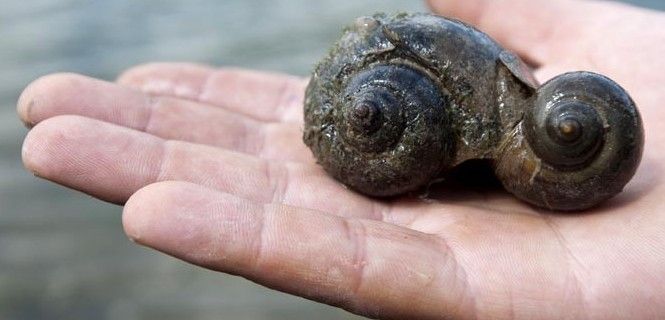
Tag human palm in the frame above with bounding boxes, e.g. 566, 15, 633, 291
18, 0, 665, 319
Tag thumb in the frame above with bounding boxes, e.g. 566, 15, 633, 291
426, 0, 625, 65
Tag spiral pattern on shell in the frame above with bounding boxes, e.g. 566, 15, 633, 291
304, 63, 452, 197
497, 71, 644, 210
525, 86, 606, 170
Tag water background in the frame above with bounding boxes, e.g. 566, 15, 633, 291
1, 1, 663, 319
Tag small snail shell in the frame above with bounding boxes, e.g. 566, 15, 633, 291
495, 72, 644, 210
304, 13, 644, 210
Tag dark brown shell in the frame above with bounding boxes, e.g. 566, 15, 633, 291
495, 72, 644, 210
303, 13, 644, 211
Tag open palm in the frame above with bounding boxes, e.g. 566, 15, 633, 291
19, 0, 665, 319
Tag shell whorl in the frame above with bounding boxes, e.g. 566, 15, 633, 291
304, 63, 452, 197
526, 93, 605, 169
338, 65, 410, 154
496, 71, 644, 210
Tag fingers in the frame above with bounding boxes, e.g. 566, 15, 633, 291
123, 181, 472, 319
17, 73, 312, 162
117, 62, 307, 123
18, 73, 148, 129
21, 115, 380, 219
426, 0, 619, 64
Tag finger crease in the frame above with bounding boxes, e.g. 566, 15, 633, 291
433, 235, 476, 319
251, 204, 270, 271
154, 139, 175, 182
236, 116, 253, 154
266, 161, 290, 204
342, 219, 369, 298
198, 69, 218, 103
142, 95, 159, 133
249, 125, 269, 159
275, 80, 293, 122
542, 215, 589, 318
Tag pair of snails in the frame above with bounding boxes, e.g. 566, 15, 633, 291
303, 13, 644, 211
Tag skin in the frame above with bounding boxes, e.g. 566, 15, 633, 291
16, 0, 665, 319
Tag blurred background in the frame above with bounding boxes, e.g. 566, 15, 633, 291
0, 1, 663, 319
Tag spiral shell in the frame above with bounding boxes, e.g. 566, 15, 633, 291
304, 63, 452, 196
495, 72, 644, 210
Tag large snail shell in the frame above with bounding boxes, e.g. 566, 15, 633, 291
304, 62, 452, 196
495, 72, 644, 210
304, 13, 509, 197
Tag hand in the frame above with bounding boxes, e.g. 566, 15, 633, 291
17, 0, 665, 319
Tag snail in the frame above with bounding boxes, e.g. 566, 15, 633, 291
303, 13, 644, 211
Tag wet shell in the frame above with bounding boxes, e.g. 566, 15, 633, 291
303, 13, 644, 211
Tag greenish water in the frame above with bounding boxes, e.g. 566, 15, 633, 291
0, 1, 662, 319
